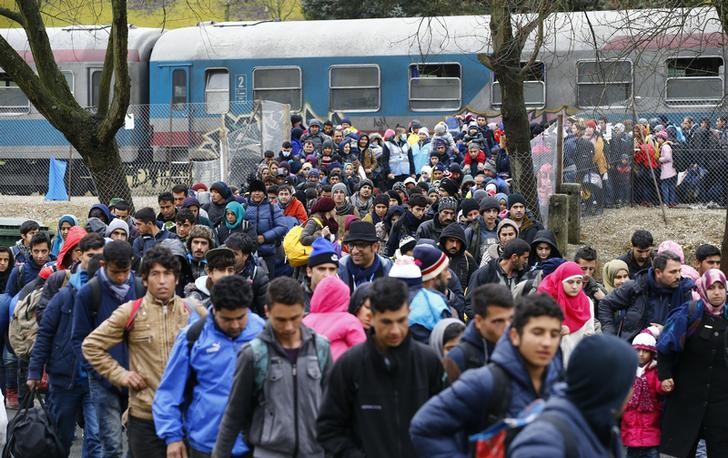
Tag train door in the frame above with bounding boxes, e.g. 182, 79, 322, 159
166, 66, 191, 163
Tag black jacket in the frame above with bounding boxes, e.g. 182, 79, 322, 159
439, 223, 476, 290
617, 249, 652, 278
386, 211, 423, 257
598, 269, 693, 341
465, 258, 525, 312
316, 333, 444, 458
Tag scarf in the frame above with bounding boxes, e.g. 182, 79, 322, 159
645, 267, 691, 312
350, 193, 372, 214
336, 200, 355, 216
627, 360, 657, 413
537, 261, 591, 333
696, 268, 727, 316
99, 267, 131, 302
346, 254, 382, 289
225, 201, 245, 229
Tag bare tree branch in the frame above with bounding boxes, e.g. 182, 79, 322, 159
0, 6, 24, 25
98, 0, 130, 144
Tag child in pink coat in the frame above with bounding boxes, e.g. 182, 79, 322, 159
621, 327, 665, 458
303, 276, 366, 361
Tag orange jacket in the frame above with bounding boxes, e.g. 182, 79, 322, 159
284, 197, 309, 224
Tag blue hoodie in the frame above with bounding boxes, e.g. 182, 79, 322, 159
88, 203, 113, 224
409, 331, 563, 457
153, 310, 265, 455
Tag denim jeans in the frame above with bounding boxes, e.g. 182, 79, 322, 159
47, 381, 102, 458
88, 376, 126, 458
127, 416, 166, 458
660, 176, 677, 205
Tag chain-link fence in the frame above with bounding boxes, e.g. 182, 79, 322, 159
0, 100, 290, 198
539, 111, 728, 217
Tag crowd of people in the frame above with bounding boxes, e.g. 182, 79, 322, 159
0, 114, 725, 458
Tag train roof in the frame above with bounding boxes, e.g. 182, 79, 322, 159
150, 7, 723, 62
0, 25, 162, 63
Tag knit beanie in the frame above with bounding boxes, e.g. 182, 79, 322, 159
210, 181, 232, 199
373, 194, 389, 207
508, 192, 526, 209
308, 237, 340, 268
632, 326, 660, 353
389, 255, 423, 289
413, 244, 450, 281
181, 197, 201, 209
311, 197, 336, 215
479, 197, 500, 212
105, 218, 129, 238
438, 196, 458, 213
332, 183, 349, 197
460, 198, 479, 216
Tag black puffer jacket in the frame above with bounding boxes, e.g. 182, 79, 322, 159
439, 223, 475, 290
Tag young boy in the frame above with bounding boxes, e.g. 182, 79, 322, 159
621, 327, 664, 458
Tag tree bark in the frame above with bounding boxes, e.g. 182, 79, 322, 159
0, 1, 133, 206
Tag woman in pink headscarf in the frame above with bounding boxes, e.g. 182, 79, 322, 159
537, 261, 598, 364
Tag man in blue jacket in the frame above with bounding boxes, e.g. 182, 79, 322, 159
4, 231, 54, 296
245, 179, 287, 276
409, 294, 564, 457
72, 240, 145, 458
28, 232, 105, 457
132, 207, 177, 261
509, 334, 637, 457
153, 275, 265, 457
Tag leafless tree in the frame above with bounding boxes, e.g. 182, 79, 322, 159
0, 0, 133, 205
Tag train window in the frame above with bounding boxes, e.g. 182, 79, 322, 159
0, 74, 29, 114
253, 67, 302, 111
62, 71, 74, 95
492, 62, 545, 108
329, 65, 380, 112
576, 60, 632, 108
172, 69, 187, 110
205, 69, 229, 114
408, 63, 461, 111
88, 69, 103, 109
665, 57, 724, 105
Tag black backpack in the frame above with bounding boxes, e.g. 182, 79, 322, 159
3, 391, 65, 458
86, 276, 146, 319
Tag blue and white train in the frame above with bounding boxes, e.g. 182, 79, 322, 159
0, 8, 724, 193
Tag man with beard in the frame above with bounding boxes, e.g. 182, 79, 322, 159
465, 197, 500, 265
507, 193, 543, 245
416, 196, 457, 241
618, 229, 654, 278
332, 183, 359, 241
349, 179, 374, 215
300, 119, 330, 153
203, 181, 234, 227
338, 221, 392, 292
466, 238, 530, 311
186, 225, 215, 281
439, 222, 475, 290
386, 195, 428, 257
245, 179, 287, 276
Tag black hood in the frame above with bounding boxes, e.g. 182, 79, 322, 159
439, 222, 466, 256
529, 229, 562, 260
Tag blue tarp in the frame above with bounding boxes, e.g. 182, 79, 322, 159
45, 156, 68, 201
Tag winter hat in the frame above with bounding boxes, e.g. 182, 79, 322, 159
340, 117, 352, 127
373, 194, 389, 207
413, 244, 450, 281
106, 218, 129, 238
420, 165, 432, 176
483, 162, 497, 173
181, 197, 201, 209
448, 163, 462, 174
472, 189, 487, 204
438, 196, 458, 213
344, 215, 360, 231
657, 240, 685, 263
479, 197, 500, 213
332, 183, 349, 196
389, 255, 423, 289
205, 247, 235, 265
397, 235, 417, 258
188, 224, 216, 249
191, 183, 208, 192
434, 122, 447, 135
386, 190, 402, 205
485, 183, 497, 197
657, 129, 669, 140
308, 237, 340, 268
462, 175, 475, 185
359, 179, 374, 190
108, 197, 124, 209
418, 127, 430, 137
507, 193, 526, 209
497, 218, 520, 237
248, 179, 267, 194
460, 198, 479, 216
308, 168, 321, 178
439, 178, 459, 196
310, 197, 336, 214
210, 181, 232, 199
632, 327, 660, 353
403, 177, 417, 186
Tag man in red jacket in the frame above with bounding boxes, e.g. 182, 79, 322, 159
278, 184, 308, 224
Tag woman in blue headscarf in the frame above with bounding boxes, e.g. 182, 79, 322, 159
215, 201, 256, 245
51, 214, 79, 257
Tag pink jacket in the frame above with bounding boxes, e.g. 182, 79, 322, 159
303, 276, 366, 361
620, 362, 664, 447
659, 143, 677, 180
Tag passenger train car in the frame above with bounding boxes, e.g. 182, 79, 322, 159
0, 8, 725, 193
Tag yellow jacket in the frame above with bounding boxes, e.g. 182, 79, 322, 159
82, 294, 206, 420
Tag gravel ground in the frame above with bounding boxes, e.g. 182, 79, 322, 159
0, 196, 724, 273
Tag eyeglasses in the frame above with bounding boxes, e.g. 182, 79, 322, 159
346, 242, 373, 250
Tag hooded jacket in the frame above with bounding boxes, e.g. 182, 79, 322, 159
416, 211, 449, 242
212, 324, 331, 458
281, 196, 309, 224
439, 223, 476, 289
153, 310, 266, 455
88, 204, 113, 224
245, 197, 288, 257
386, 210, 424, 257
443, 321, 493, 384
529, 229, 562, 267
317, 333, 444, 458
409, 331, 563, 457
303, 276, 366, 361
